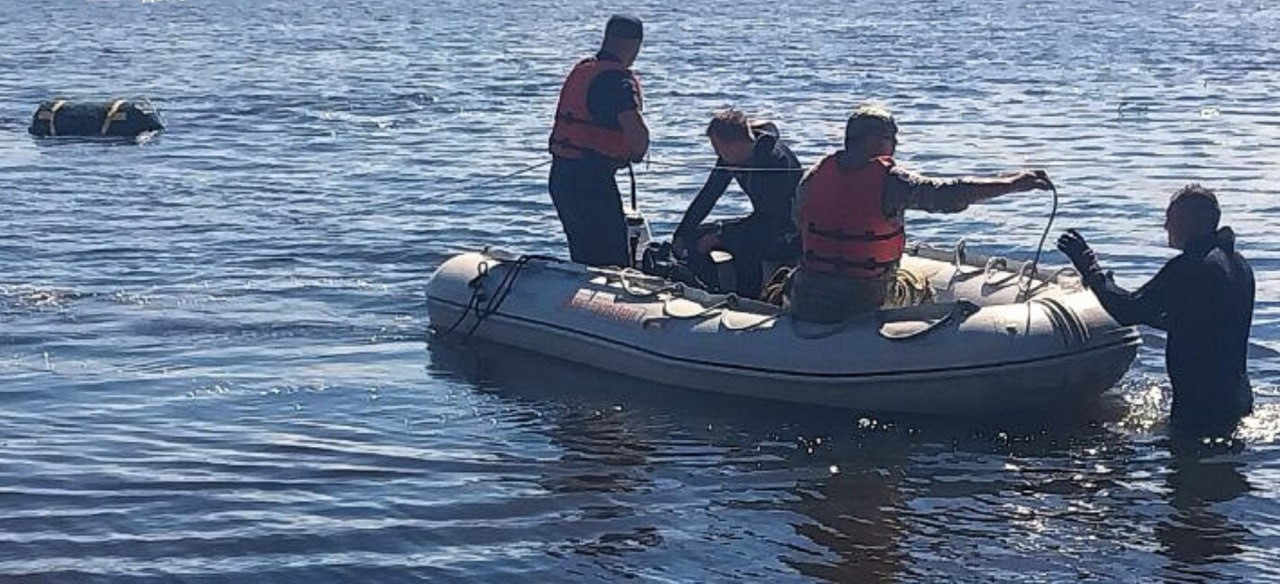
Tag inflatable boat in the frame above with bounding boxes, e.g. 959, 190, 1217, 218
426, 242, 1140, 415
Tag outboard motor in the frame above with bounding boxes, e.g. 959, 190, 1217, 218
29, 98, 165, 138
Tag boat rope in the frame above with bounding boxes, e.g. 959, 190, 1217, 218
983, 257, 1020, 287
435, 254, 559, 342
673, 294, 738, 319
433, 159, 553, 200
646, 158, 807, 173
614, 269, 683, 299
465, 257, 528, 337
1021, 183, 1059, 299
434, 261, 491, 340
948, 182, 1061, 300
627, 163, 638, 211
984, 257, 1053, 293
950, 239, 984, 277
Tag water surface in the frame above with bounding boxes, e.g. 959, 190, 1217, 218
1, 0, 1279, 581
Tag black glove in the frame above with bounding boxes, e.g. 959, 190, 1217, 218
1056, 229, 1104, 286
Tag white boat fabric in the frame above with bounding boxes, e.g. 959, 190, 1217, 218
426, 243, 1139, 415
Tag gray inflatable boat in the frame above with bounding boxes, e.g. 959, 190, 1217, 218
427, 242, 1139, 415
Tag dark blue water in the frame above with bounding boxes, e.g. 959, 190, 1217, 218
1, 0, 1278, 581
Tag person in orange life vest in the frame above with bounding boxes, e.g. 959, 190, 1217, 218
671, 110, 803, 296
547, 14, 650, 267
785, 104, 1054, 323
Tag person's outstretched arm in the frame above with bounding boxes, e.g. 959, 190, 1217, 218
886, 167, 1053, 215
1058, 229, 1172, 330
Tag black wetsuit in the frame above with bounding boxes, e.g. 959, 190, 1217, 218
547, 50, 639, 267
1088, 227, 1255, 434
673, 124, 802, 295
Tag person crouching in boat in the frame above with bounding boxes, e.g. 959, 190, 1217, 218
547, 14, 651, 267
783, 103, 1054, 323
671, 109, 804, 296
1057, 185, 1255, 439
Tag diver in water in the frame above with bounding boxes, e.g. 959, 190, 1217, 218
1057, 184, 1255, 438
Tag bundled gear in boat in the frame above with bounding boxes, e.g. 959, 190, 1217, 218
29, 98, 164, 138
674, 116, 803, 296
1058, 186, 1255, 436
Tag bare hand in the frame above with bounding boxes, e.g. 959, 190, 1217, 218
1013, 169, 1054, 192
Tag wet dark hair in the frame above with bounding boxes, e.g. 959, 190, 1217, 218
706, 109, 752, 142
1169, 183, 1221, 232
844, 103, 897, 151
605, 14, 643, 40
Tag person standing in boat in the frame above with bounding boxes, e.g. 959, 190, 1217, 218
671, 109, 803, 296
783, 103, 1054, 323
1057, 185, 1255, 438
547, 15, 650, 267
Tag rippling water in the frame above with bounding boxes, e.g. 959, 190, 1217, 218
2, 0, 1279, 581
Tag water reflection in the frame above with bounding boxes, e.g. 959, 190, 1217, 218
1157, 444, 1252, 581
427, 339, 1137, 580
781, 433, 910, 582
428, 337, 1274, 581
429, 341, 669, 563
429, 339, 911, 577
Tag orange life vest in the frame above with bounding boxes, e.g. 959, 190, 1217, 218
798, 154, 906, 278
548, 57, 643, 165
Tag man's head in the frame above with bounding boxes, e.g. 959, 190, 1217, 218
602, 14, 643, 67
844, 103, 898, 159
1165, 183, 1221, 250
706, 109, 755, 165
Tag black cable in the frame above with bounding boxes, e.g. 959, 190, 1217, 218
646, 158, 805, 173
437, 159, 552, 199
627, 163, 638, 211
1023, 184, 1060, 297
466, 256, 533, 338
436, 279, 486, 338
455, 254, 561, 341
